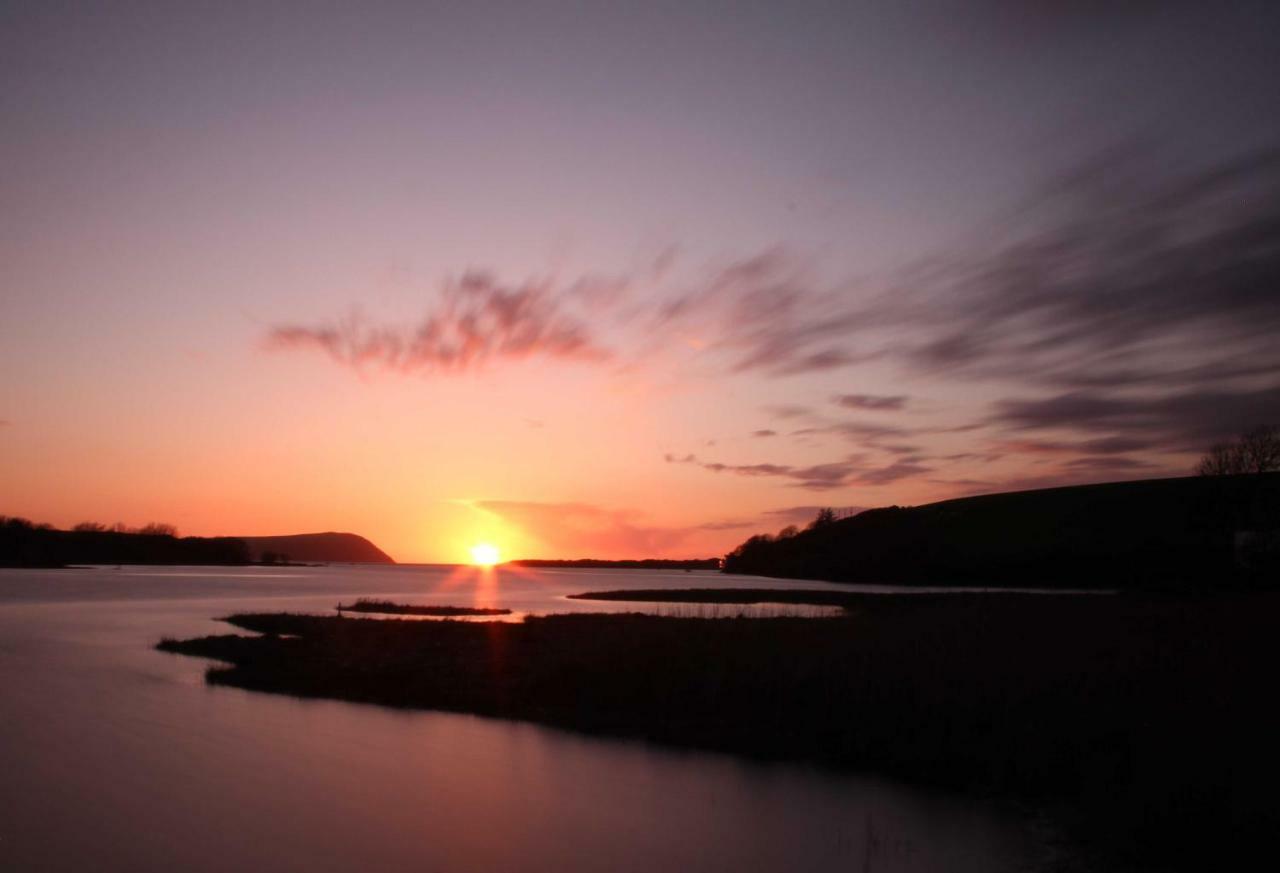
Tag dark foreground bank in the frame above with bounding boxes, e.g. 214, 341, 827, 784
159, 592, 1280, 870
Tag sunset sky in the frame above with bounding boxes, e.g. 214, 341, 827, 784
3, 1, 1279, 562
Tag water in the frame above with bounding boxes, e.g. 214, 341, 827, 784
1, 565, 1052, 872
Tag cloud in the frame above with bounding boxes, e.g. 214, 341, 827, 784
666, 452, 933, 490
834, 393, 907, 411
751, 429, 777, 438
267, 272, 612, 375
763, 404, 813, 420
853, 459, 933, 485
692, 518, 761, 532
476, 500, 693, 557
893, 148, 1280, 391
992, 385, 1280, 448
992, 435, 1158, 455
1062, 456, 1154, 469
263, 146, 1280, 481
665, 452, 855, 490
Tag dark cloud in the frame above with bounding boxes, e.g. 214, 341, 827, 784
267, 272, 612, 375
665, 452, 858, 490
896, 148, 1280, 391
666, 452, 932, 490
1062, 456, 1154, 469
853, 459, 933, 485
751, 429, 777, 438
834, 393, 907, 411
993, 385, 1280, 448
993, 435, 1158, 456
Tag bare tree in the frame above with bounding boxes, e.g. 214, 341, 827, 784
1197, 426, 1280, 476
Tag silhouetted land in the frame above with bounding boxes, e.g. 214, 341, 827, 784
1, 517, 249, 567
723, 473, 1280, 588
240, 533, 394, 564
514, 558, 720, 570
568, 588, 864, 607
335, 599, 511, 616
0, 517, 395, 568
159, 591, 1280, 870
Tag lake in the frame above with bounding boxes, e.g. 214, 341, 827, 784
1, 564, 1055, 872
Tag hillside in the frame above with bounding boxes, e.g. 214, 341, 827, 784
722, 473, 1280, 588
239, 532, 394, 564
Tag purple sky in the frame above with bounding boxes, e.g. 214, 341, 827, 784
3, 1, 1279, 561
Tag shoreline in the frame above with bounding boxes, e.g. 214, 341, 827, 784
156, 590, 1280, 871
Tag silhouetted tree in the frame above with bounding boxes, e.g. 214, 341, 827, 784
139, 523, 178, 537
1198, 426, 1280, 476
808, 507, 837, 529
73, 521, 107, 532
777, 525, 800, 539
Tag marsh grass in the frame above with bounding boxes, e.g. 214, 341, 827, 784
157, 591, 1280, 870
334, 599, 511, 617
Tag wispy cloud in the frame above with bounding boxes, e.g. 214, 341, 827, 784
265, 146, 1280, 485
267, 272, 613, 375
834, 393, 907, 411
665, 452, 934, 490
992, 385, 1280, 448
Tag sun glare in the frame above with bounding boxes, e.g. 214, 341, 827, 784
469, 542, 501, 567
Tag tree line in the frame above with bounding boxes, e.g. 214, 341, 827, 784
0, 516, 250, 567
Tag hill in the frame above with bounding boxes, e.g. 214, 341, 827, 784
239, 532, 394, 564
722, 473, 1280, 588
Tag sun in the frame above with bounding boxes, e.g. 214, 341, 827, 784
469, 542, 501, 567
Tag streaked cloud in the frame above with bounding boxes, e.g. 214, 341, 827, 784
834, 393, 907, 411
267, 272, 613, 375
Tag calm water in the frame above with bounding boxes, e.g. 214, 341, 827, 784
1, 565, 1053, 872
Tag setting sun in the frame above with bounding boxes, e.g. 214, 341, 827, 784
469, 543, 501, 567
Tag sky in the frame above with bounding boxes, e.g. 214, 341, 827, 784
3, 1, 1280, 563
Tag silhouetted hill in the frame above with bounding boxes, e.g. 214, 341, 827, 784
240, 532, 394, 564
723, 473, 1280, 588
0, 518, 249, 567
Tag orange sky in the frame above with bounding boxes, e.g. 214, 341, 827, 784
4, 3, 1277, 563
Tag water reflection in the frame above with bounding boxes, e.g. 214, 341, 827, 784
0, 566, 1049, 872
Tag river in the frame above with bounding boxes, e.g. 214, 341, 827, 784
0, 564, 1054, 872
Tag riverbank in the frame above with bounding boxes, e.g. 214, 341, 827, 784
158, 591, 1280, 870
